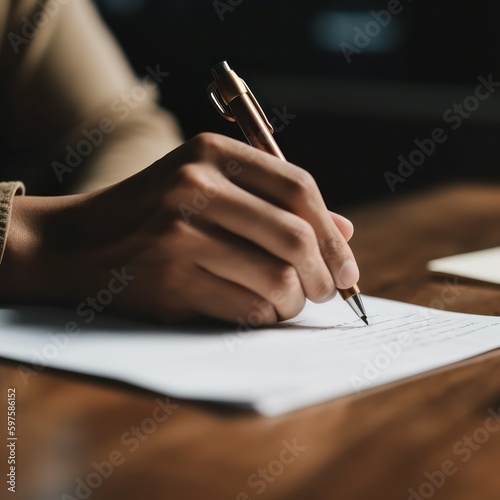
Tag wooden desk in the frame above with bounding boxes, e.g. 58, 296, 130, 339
2, 184, 500, 500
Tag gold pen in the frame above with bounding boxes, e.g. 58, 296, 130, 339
208, 61, 368, 325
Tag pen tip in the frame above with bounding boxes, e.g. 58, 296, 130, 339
361, 316, 369, 326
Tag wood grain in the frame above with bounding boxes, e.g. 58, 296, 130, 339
1, 183, 500, 500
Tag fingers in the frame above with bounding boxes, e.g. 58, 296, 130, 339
329, 211, 354, 242
191, 224, 307, 320
140, 214, 306, 322
94, 133, 359, 326
187, 175, 336, 303
180, 266, 279, 326
178, 133, 360, 290
141, 133, 358, 320
127, 240, 280, 325
228, 156, 358, 288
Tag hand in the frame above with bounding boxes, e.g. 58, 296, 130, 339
2, 133, 358, 325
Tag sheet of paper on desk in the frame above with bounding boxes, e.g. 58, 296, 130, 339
0, 296, 499, 416
428, 246, 500, 285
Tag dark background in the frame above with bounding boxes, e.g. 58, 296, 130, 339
93, 0, 500, 208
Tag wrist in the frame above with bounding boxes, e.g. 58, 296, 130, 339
0, 195, 85, 305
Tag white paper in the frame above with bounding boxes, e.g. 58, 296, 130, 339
1, 296, 499, 416
428, 246, 500, 285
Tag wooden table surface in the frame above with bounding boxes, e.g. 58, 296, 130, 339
1, 183, 500, 500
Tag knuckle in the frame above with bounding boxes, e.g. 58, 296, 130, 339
310, 278, 336, 303
244, 300, 277, 327
175, 163, 205, 190
271, 263, 298, 288
260, 305, 279, 325
189, 132, 219, 159
283, 167, 316, 200
294, 167, 316, 190
321, 232, 347, 260
164, 164, 204, 209
263, 265, 305, 321
163, 218, 190, 245
278, 295, 306, 321
285, 219, 315, 255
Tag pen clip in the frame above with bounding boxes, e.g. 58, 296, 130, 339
207, 79, 275, 134
207, 81, 237, 122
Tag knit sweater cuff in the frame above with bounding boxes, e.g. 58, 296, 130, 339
0, 182, 26, 264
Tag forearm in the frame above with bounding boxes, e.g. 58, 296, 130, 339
54, 102, 183, 193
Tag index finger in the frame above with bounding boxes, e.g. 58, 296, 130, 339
204, 135, 360, 289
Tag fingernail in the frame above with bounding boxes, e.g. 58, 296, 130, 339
338, 259, 359, 289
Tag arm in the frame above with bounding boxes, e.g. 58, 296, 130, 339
0, 134, 357, 324
0, 2, 358, 324
1, 0, 182, 194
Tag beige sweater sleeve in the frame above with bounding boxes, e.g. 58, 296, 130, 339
0, 0, 184, 266
0, 0, 185, 270
1, 0, 183, 194
0, 182, 25, 264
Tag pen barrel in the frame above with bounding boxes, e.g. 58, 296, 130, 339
229, 94, 286, 160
